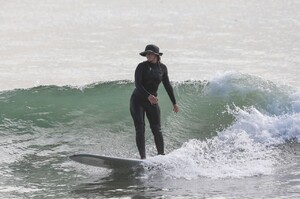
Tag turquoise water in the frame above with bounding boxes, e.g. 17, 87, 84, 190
0, 73, 299, 198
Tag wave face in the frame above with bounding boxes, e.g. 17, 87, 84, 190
0, 72, 299, 179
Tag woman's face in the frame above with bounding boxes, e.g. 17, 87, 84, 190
146, 52, 158, 63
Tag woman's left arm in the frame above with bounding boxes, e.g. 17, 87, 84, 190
161, 64, 179, 112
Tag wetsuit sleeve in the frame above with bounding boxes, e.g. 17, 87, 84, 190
134, 63, 150, 100
161, 65, 177, 105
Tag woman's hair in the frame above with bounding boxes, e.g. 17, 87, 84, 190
157, 55, 161, 62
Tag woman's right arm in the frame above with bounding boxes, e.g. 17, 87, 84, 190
134, 64, 150, 100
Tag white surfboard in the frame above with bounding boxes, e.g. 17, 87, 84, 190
70, 154, 144, 169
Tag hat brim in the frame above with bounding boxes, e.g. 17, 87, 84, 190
139, 50, 163, 57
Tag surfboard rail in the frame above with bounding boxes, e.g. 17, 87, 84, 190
70, 154, 144, 169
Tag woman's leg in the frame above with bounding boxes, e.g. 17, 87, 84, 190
146, 104, 164, 155
130, 95, 146, 159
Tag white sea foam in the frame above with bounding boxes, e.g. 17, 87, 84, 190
0, 186, 41, 194
148, 72, 299, 179
146, 100, 300, 179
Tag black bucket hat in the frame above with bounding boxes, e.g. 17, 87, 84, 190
139, 44, 163, 56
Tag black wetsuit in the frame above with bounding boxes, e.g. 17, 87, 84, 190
130, 61, 176, 159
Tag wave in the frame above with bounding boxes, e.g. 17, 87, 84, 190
0, 72, 299, 178
143, 72, 300, 179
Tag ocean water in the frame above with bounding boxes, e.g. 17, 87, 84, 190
0, 0, 299, 198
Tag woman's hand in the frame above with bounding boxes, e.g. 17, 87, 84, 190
148, 95, 158, 105
173, 104, 179, 113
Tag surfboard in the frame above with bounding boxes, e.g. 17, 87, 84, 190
69, 154, 144, 169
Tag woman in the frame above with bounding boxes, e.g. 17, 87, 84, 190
130, 44, 179, 159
